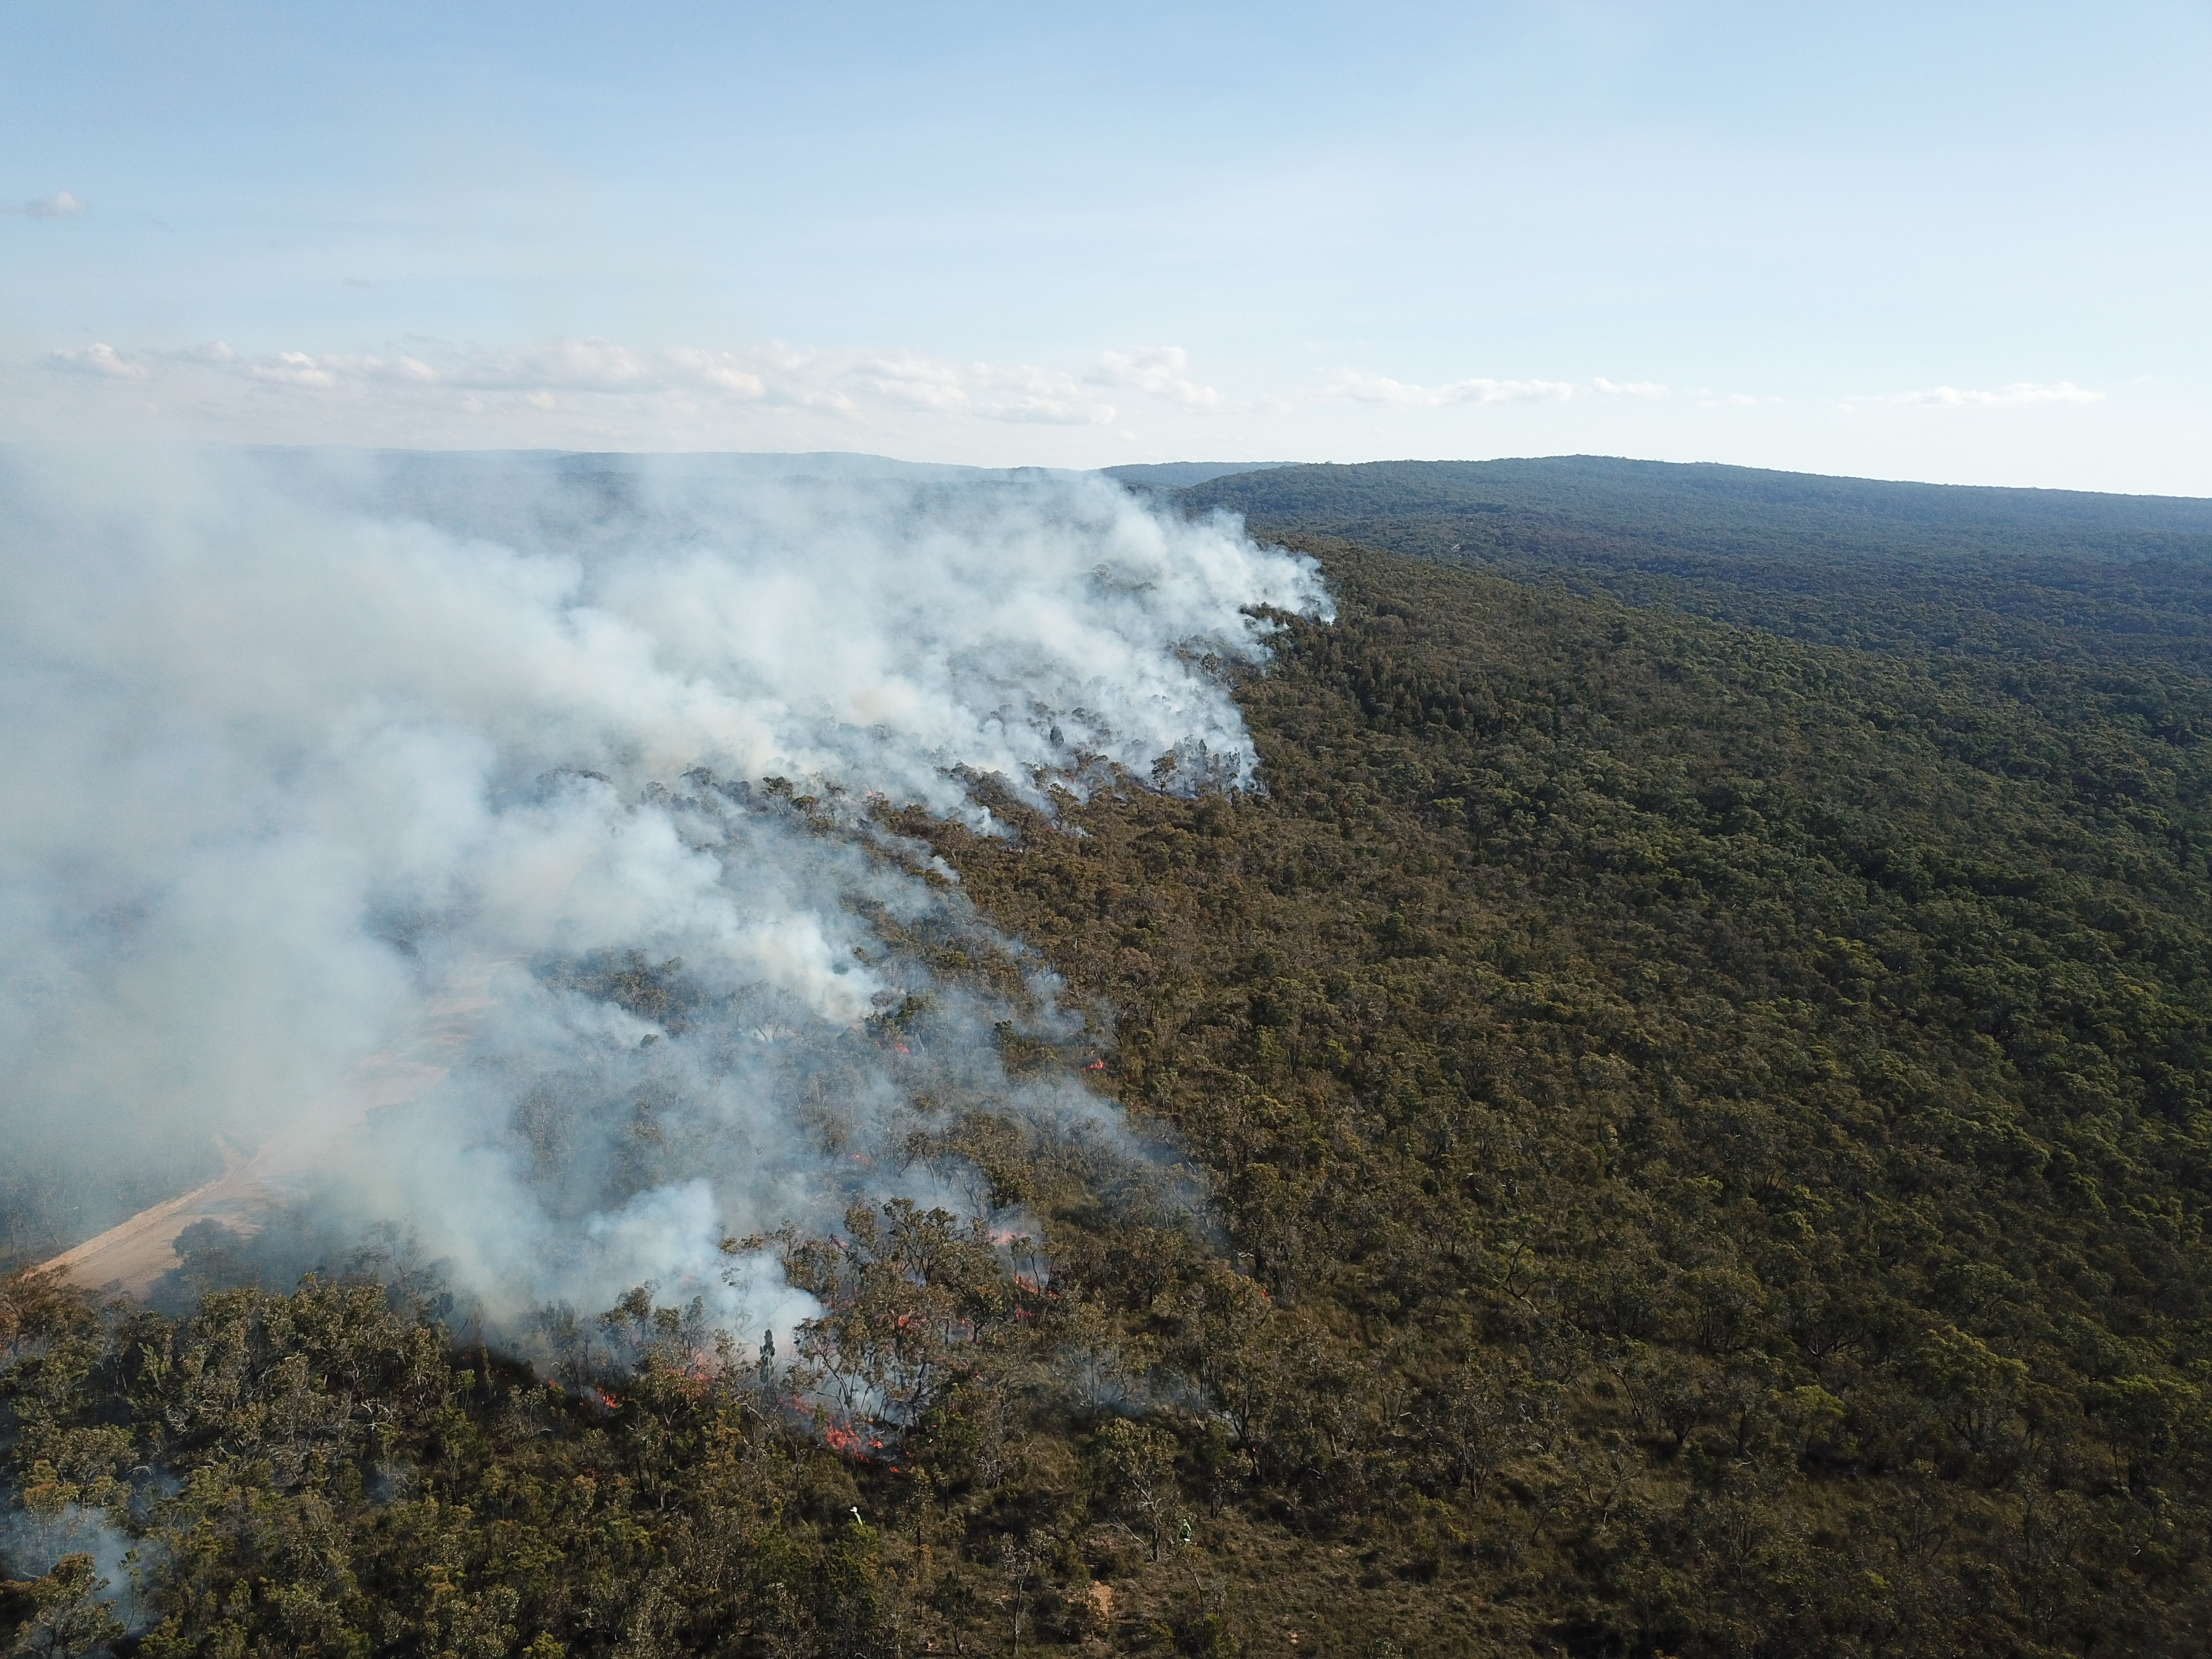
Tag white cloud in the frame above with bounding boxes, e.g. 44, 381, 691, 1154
251, 351, 338, 388
7, 190, 87, 220
863, 358, 1124, 425
862, 351, 965, 402
1096, 346, 1223, 410
1863, 380, 2105, 410
14, 333, 1153, 434
48, 343, 147, 380
991, 394, 1118, 425
1331, 371, 1578, 407
855, 354, 1115, 424
972, 362, 1117, 424
450, 337, 655, 392
868, 372, 968, 413
1331, 372, 1672, 408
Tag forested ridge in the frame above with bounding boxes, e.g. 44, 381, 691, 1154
1185, 457, 2212, 671
12, 461, 2212, 1656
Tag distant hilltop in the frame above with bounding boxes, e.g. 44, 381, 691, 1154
1175, 452, 2212, 675
1177, 453, 2212, 529
1098, 460, 1293, 488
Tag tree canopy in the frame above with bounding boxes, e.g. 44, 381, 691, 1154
12, 460, 2212, 1656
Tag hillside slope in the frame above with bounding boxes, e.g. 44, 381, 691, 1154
12, 473, 2212, 1657
914, 530, 2212, 1653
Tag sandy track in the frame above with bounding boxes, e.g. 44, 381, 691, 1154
35, 967, 503, 1297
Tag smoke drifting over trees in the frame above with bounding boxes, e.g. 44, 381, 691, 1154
0, 448, 1327, 1343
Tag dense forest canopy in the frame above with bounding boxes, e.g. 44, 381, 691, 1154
1187, 457, 2212, 672
11, 458, 2212, 1656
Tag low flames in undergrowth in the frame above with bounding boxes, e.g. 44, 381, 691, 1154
535, 1196, 1060, 1474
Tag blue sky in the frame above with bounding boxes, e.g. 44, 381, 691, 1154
4, 1, 2209, 491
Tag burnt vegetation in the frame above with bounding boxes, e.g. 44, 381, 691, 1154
13, 458, 2212, 1655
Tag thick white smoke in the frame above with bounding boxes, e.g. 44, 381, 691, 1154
0, 447, 1327, 1353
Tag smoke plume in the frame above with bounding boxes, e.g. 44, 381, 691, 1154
0, 447, 1327, 1353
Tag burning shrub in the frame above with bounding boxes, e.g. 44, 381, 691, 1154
770, 1200, 1015, 1436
